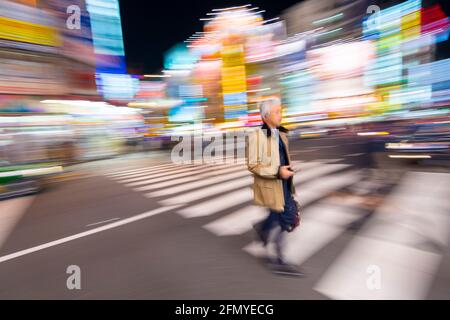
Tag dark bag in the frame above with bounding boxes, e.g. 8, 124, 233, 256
286, 199, 301, 232
293, 199, 301, 229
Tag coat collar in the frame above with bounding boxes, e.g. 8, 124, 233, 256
261, 121, 288, 137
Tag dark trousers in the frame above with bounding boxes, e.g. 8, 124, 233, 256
261, 211, 285, 264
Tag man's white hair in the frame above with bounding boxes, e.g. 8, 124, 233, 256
259, 96, 281, 120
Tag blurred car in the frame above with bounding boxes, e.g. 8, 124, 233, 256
384, 122, 450, 163
289, 125, 329, 139
0, 162, 64, 200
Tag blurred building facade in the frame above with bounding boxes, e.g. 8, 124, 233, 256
283, 0, 370, 46
0, 0, 144, 173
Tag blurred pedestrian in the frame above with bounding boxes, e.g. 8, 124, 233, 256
247, 97, 303, 277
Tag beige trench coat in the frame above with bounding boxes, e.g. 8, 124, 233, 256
246, 125, 296, 212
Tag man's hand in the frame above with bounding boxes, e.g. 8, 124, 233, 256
279, 165, 294, 180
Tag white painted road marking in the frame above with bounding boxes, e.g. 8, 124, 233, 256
86, 217, 120, 227
314, 171, 450, 299
0, 205, 180, 264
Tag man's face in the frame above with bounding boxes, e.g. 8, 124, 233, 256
265, 104, 282, 127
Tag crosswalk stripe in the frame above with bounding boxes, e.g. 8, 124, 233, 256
120, 162, 245, 185
283, 200, 362, 264
158, 176, 253, 205
316, 236, 443, 300
293, 163, 351, 185
131, 165, 247, 191
347, 153, 365, 157
148, 170, 252, 198
107, 166, 184, 179
290, 161, 322, 172
189, 158, 247, 165
108, 164, 197, 179
293, 169, 361, 204
314, 171, 450, 300
110, 160, 247, 180
105, 165, 168, 176
174, 162, 353, 218
105, 162, 177, 176
315, 158, 344, 163
178, 188, 253, 218
203, 205, 266, 236
116, 163, 225, 183
125, 164, 238, 187
103, 166, 135, 173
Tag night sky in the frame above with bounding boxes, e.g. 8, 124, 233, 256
119, 0, 450, 75
118, 0, 302, 74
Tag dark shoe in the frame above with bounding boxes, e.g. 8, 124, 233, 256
271, 262, 305, 277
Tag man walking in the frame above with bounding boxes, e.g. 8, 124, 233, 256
247, 97, 303, 277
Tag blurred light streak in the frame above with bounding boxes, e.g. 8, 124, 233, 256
388, 154, 432, 158
357, 131, 390, 136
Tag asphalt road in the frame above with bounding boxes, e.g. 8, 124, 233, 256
0, 137, 449, 299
